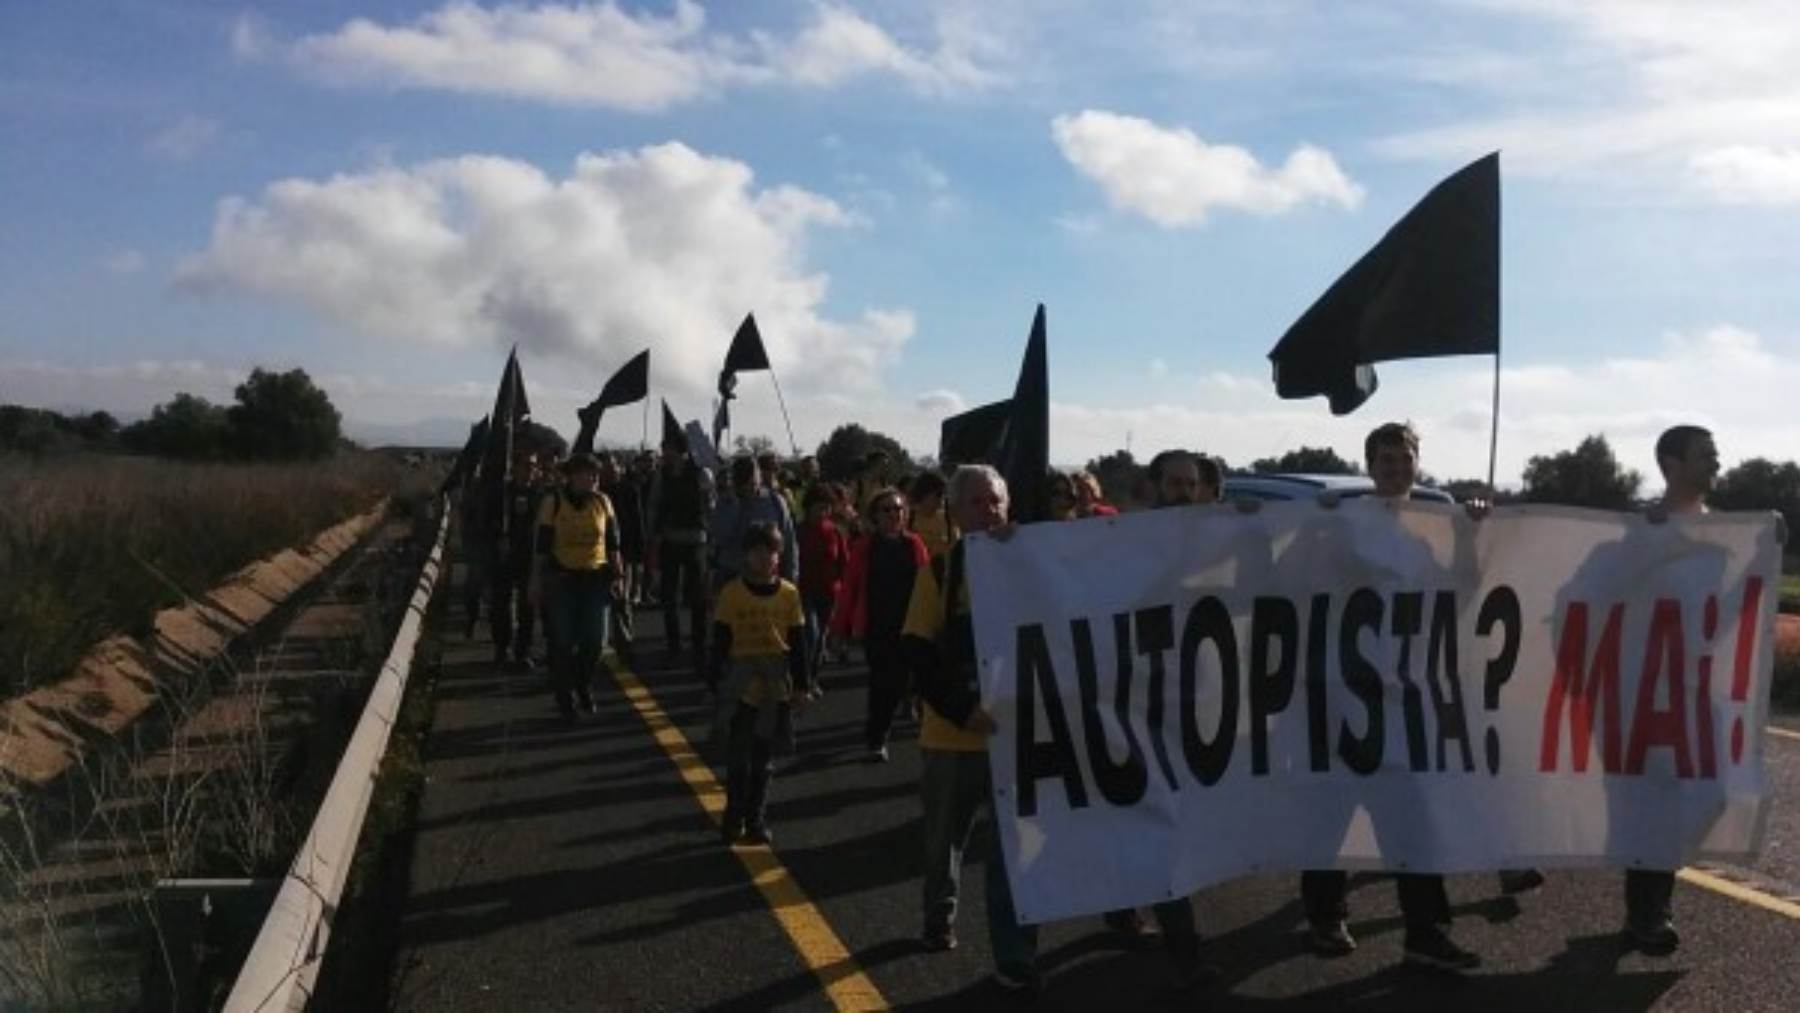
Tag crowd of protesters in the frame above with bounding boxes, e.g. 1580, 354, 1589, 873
455, 420, 1733, 996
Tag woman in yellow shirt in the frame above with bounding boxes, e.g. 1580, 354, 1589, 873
530, 453, 621, 721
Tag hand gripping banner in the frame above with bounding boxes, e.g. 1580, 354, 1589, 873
964, 500, 1780, 924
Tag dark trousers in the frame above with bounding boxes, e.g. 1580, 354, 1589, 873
864, 634, 908, 749
725, 703, 775, 826
919, 749, 1038, 976
1301, 870, 1450, 937
1625, 869, 1676, 925
461, 543, 492, 629
490, 555, 535, 661
660, 542, 707, 655
610, 560, 636, 657
802, 591, 835, 684
545, 571, 611, 715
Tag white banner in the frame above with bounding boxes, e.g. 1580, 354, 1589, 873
965, 500, 1781, 925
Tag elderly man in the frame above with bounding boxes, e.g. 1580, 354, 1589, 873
901, 464, 1037, 990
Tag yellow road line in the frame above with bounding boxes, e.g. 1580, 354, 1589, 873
610, 665, 889, 1012
1767, 725, 1800, 744
1678, 866, 1800, 920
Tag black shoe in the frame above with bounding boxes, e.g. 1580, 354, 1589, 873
1624, 917, 1679, 956
720, 816, 744, 844
922, 927, 957, 952
1307, 919, 1357, 957
1499, 868, 1546, 895
1404, 928, 1481, 972
578, 694, 597, 714
1103, 910, 1161, 951
865, 746, 890, 764
742, 820, 773, 845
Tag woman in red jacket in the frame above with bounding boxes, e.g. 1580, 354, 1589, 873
832, 486, 928, 762
796, 485, 849, 688
1074, 470, 1120, 517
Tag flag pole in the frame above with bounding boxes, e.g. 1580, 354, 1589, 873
1485, 348, 1501, 492
766, 368, 800, 458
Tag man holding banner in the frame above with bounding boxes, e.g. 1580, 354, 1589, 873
1297, 422, 1480, 970
961, 422, 1777, 981
901, 465, 1039, 989
1621, 423, 1721, 954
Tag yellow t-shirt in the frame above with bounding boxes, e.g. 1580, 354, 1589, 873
911, 508, 954, 560
535, 490, 614, 571
901, 556, 987, 753
715, 578, 804, 706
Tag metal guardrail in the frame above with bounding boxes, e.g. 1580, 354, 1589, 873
224, 501, 451, 1013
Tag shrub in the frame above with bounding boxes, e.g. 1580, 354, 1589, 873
0, 453, 423, 695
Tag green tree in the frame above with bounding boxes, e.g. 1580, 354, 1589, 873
1250, 446, 1361, 475
1521, 435, 1641, 509
733, 434, 777, 458
815, 423, 913, 481
226, 367, 342, 460
518, 420, 568, 460
122, 393, 231, 458
1082, 449, 1141, 506
1713, 457, 1800, 535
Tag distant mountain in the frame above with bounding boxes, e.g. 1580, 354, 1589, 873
345, 416, 471, 449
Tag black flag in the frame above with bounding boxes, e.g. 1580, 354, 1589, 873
481, 349, 531, 535
998, 304, 1050, 523
939, 399, 1012, 465
715, 312, 769, 438
575, 349, 650, 454
439, 415, 489, 495
1268, 152, 1500, 414
722, 313, 770, 377
660, 399, 687, 454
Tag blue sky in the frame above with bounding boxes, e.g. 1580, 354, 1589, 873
3, 1, 1796, 484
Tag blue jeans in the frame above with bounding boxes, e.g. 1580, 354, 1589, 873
919, 749, 1037, 976
545, 569, 612, 713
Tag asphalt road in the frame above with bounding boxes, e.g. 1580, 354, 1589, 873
391, 568, 1800, 1012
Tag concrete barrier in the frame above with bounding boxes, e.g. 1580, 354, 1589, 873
223, 500, 450, 1013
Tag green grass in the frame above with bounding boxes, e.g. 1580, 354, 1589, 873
0, 452, 432, 696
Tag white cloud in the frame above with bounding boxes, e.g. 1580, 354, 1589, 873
1052, 212, 1102, 236
768, 2, 1001, 95
102, 249, 146, 275
1375, 1, 1800, 194
915, 388, 964, 414
174, 142, 912, 404
9, 324, 1794, 474
1051, 110, 1363, 227
1689, 146, 1800, 205
1053, 323, 1798, 489
279, 1, 1004, 111
146, 115, 220, 162
230, 13, 273, 60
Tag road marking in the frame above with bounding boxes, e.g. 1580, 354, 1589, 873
1768, 725, 1800, 743
1679, 866, 1800, 921
610, 664, 888, 1012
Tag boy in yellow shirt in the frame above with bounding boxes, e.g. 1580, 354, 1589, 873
707, 521, 810, 845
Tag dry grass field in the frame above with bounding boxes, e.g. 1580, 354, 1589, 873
0, 452, 427, 696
